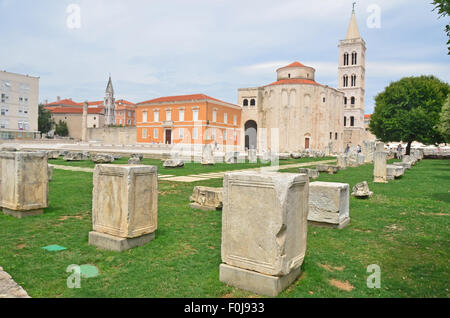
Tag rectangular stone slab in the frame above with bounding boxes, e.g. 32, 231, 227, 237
219, 263, 302, 297
308, 182, 350, 225
0, 152, 48, 212
89, 231, 155, 252
92, 164, 158, 239
221, 171, 309, 277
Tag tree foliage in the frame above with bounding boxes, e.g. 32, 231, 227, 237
437, 94, 450, 142
432, 0, 450, 54
369, 76, 449, 152
38, 104, 52, 134
54, 120, 69, 137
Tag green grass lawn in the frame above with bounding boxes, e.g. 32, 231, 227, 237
49, 156, 335, 176
0, 159, 448, 298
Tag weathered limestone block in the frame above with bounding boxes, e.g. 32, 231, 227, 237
290, 152, 301, 159
337, 155, 347, 169
1, 146, 18, 152
46, 150, 60, 159
260, 150, 272, 163
363, 141, 375, 163
130, 153, 144, 161
128, 157, 141, 165
189, 186, 223, 211
316, 164, 339, 175
386, 164, 404, 180
308, 182, 350, 229
163, 159, 184, 168
63, 152, 89, 161
351, 181, 373, 198
89, 164, 158, 252
393, 161, 411, 170
48, 165, 54, 182
201, 145, 215, 165
220, 171, 309, 296
347, 151, 359, 167
278, 153, 290, 160
298, 168, 320, 179
356, 153, 365, 165
91, 153, 115, 164
373, 144, 387, 183
248, 149, 257, 163
0, 152, 48, 218
225, 152, 238, 164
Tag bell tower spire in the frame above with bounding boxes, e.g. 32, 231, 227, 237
104, 75, 116, 126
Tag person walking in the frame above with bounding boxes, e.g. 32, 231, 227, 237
344, 144, 350, 155
397, 144, 403, 160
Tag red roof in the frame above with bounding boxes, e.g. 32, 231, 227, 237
277, 61, 307, 71
137, 94, 234, 106
44, 99, 82, 107
364, 114, 372, 119
87, 101, 103, 106
116, 99, 135, 105
265, 79, 321, 87
44, 106, 104, 115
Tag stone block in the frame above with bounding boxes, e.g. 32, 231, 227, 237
91, 153, 115, 164
316, 164, 339, 174
220, 171, 309, 296
373, 151, 387, 183
298, 168, 320, 179
190, 186, 223, 211
308, 182, 350, 228
0, 152, 48, 217
393, 162, 411, 170
64, 152, 89, 161
387, 164, 404, 179
351, 181, 373, 198
88, 231, 155, 252
163, 159, 185, 168
90, 164, 158, 251
248, 149, 257, 163
336, 155, 347, 169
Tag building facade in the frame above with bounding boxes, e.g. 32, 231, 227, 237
238, 62, 345, 153
115, 99, 136, 126
0, 71, 40, 140
136, 94, 241, 146
338, 9, 367, 147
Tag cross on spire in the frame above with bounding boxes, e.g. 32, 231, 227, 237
352, 2, 356, 13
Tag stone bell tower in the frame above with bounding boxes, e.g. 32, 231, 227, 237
104, 75, 115, 126
338, 4, 367, 147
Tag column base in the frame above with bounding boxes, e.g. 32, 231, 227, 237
88, 231, 155, 252
308, 217, 350, 229
219, 263, 301, 297
3, 208, 43, 219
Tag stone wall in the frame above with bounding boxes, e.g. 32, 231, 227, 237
87, 127, 136, 145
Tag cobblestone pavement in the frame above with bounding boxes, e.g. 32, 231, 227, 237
0, 267, 30, 298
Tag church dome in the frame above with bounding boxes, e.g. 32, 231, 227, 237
276, 61, 316, 81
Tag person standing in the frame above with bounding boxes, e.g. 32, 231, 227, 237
397, 144, 403, 160
345, 144, 350, 155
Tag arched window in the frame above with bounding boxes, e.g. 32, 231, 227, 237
330, 132, 333, 140
344, 97, 347, 105
351, 96, 355, 105
352, 52, 357, 65
343, 75, 349, 87
344, 53, 349, 66
350, 116, 355, 127
335, 132, 338, 140
243, 99, 248, 106
344, 117, 347, 126
288, 73, 291, 78
250, 99, 256, 106
351, 75, 357, 87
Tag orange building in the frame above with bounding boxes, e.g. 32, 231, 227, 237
136, 94, 241, 145
115, 99, 136, 127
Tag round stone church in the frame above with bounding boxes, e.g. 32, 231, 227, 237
238, 61, 345, 153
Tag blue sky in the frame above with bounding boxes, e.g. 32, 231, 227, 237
1, 0, 449, 114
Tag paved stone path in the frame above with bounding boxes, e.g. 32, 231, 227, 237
0, 267, 30, 298
50, 159, 336, 183
162, 159, 336, 182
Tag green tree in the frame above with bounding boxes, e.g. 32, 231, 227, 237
437, 95, 450, 142
54, 120, 69, 137
369, 75, 449, 154
432, 0, 450, 54
38, 104, 52, 134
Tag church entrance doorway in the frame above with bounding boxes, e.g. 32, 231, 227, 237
245, 120, 257, 150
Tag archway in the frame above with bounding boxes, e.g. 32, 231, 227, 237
245, 120, 257, 150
